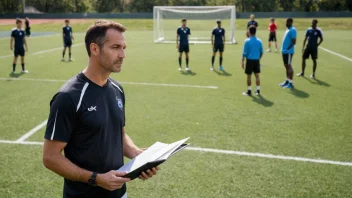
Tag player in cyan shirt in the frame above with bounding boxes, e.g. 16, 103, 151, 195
10, 19, 28, 74
297, 19, 323, 79
62, 19, 74, 61
280, 18, 297, 89
211, 20, 225, 71
177, 19, 191, 71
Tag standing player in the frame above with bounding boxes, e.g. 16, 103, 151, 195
25, 17, 31, 37
267, 18, 278, 52
242, 26, 263, 96
176, 19, 191, 71
10, 19, 28, 74
62, 19, 74, 61
211, 20, 225, 71
246, 14, 258, 38
280, 18, 297, 89
297, 19, 323, 79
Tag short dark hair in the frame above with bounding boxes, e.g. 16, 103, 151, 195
248, 25, 256, 35
217, 20, 221, 24
312, 19, 318, 24
65, 19, 69, 23
182, 19, 187, 22
287, 18, 293, 23
85, 20, 126, 57
16, 18, 22, 24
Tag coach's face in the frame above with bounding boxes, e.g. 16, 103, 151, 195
99, 28, 126, 73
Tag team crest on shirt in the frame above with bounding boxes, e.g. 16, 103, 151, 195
116, 97, 123, 110
314, 32, 317, 35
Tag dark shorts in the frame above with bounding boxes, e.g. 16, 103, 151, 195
282, 54, 293, 65
178, 44, 189, 53
14, 48, 25, 57
25, 28, 31, 36
213, 44, 224, 53
64, 40, 72, 47
303, 47, 318, 59
245, 59, 260, 75
269, 32, 276, 42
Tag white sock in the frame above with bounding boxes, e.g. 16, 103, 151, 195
288, 79, 293, 83
248, 86, 252, 91
257, 86, 260, 90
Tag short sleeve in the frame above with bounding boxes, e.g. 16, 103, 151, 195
177, 28, 180, 35
318, 29, 323, 37
212, 29, 215, 35
222, 29, 225, 36
70, 27, 72, 33
305, 30, 309, 37
44, 93, 77, 142
11, 30, 15, 37
188, 28, 191, 35
291, 29, 297, 39
62, 27, 65, 34
255, 21, 259, 27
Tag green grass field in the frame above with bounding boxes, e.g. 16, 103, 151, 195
0, 18, 352, 198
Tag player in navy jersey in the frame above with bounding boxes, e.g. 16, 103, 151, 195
62, 19, 74, 61
246, 14, 258, 38
10, 19, 28, 74
176, 19, 191, 71
25, 17, 31, 37
211, 20, 225, 71
297, 19, 323, 79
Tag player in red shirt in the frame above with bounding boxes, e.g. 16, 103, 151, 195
267, 18, 278, 52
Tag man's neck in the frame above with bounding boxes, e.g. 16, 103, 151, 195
83, 60, 111, 87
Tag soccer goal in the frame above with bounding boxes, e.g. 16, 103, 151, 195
153, 6, 236, 44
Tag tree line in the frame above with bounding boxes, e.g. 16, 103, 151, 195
1, 0, 352, 13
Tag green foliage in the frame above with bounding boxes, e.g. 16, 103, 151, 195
318, 0, 346, 11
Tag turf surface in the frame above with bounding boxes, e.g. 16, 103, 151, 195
0, 18, 351, 197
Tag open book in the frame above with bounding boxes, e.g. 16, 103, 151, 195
118, 137, 190, 180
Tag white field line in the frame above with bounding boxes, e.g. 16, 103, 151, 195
0, 43, 84, 59
186, 147, 352, 167
15, 120, 48, 142
0, 139, 351, 167
319, 46, 352, 62
0, 77, 218, 89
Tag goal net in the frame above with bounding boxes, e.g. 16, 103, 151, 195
153, 6, 236, 44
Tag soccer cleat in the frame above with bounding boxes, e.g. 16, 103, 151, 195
310, 74, 315, 79
178, 67, 182, 71
69, 58, 73, 62
219, 66, 224, 71
242, 90, 252, 96
185, 67, 190, 71
210, 67, 214, 71
22, 70, 29, 73
12, 71, 15, 74
61, 58, 65, 61
255, 90, 260, 95
296, 73, 304, 77
266, 49, 271, 52
279, 80, 289, 87
283, 83, 294, 89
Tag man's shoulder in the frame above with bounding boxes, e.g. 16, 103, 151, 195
57, 74, 89, 99
11, 28, 16, 32
108, 78, 124, 94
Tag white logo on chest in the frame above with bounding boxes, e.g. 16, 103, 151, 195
116, 97, 123, 110
88, 106, 97, 111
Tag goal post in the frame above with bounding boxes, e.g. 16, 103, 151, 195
153, 6, 236, 44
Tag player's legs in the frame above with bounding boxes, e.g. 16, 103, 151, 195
267, 34, 272, 51
12, 56, 18, 73
62, 46, 67, 61
254, 73, 260, 95
178, 52, 183, 70
211, 46, 217, 69
68, 46, 72, 61
280, 54, 294, 88
243, 60, 253, 96
185, 52, 189, 70
298, 48, 310, 77
311, 58, 317, 79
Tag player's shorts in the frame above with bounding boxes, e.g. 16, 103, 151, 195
282, 54, 294, 65
14, 48, 25, 57
64, 40, 72, 47
213, 44, 224, 53
178, 44, 189, 53
25, 28, 31, 36
268, 32, 276, 42
245, 59, 260, 75
303, 47, 318, 59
